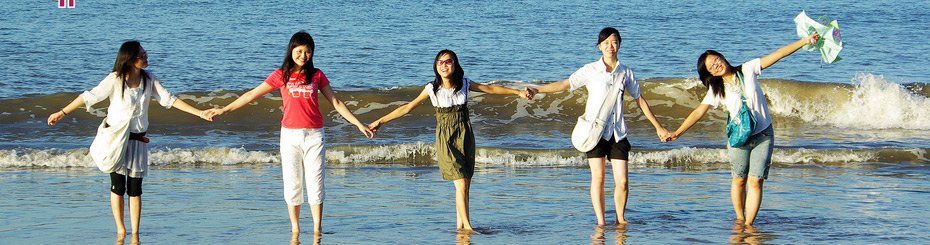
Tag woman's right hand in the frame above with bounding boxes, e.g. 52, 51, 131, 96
47, 111, 66, 126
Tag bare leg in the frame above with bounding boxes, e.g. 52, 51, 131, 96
453, 178, 473, 230
610, 159, 629, 224
588, 157, 607, 226
128, 196, 141, 235
288, 205, 301, 234
310, 203, 323, 235
743, 177, 764, 225
110, 193, 126, 235
731, 177, 748, 221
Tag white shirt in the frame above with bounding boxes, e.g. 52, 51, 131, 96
569, 58, 641, 141
81, 72, 178, 133
425, 78, 471, 108
700, 58, 773, 135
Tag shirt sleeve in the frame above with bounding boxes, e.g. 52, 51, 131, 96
148, 74, 178, 109
700, 89, 719, 107
624, 68, 640, 99
568, 66, 589, 91
315, 70, 330, 89
263, 69, 285, 88
80, 73, 118, 111
746, 58, 762, 76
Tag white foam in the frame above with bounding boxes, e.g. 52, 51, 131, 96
2, 146, 924, 168
768, 73, 930, 129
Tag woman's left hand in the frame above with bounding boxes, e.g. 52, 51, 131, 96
806, 33, 821, 45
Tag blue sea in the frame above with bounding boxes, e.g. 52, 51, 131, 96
1, 0, 929, 244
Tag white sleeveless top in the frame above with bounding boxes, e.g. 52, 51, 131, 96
425, 78, 471, 108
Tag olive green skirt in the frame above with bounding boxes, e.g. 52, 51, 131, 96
435, 104, 475, 180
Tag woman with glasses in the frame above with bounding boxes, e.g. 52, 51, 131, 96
368, 49, 535, 231
666, 32, 821, 226
47, 41, 212, 239
530, 27, 669, 226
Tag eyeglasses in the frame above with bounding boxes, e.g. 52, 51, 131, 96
436, 59, 454, 66
136, 52, 148, 60
707, 56, 724, 72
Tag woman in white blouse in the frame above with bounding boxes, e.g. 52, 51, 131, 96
368, 49, 534, 231
667, 33, 821, 226
532, 28, 668, 226
47, 41, 211, 238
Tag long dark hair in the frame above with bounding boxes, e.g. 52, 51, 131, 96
597, 27, 621, 46
281, 31, 318, 84
697, 50, 742, 98
112, 41, 147, 97
431, 49, 465, 94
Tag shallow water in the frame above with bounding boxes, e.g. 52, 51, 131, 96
2, 163, 928, 244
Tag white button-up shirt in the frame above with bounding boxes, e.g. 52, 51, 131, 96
81, 72, 178, 133
569, 58, 641, 142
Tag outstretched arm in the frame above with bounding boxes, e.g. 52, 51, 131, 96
634, 95, 669, 142
47, 96, 86, 126
171, 99, 212, 121
205, 82, 275, 119
669, 104, 712, 141
368, 87, 431, 133
759, 33, 821, 70
468, 81, 535, 100
320, 85, 374, 138
532, 79, 571, 94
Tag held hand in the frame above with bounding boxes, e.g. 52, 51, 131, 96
520, 87, 538, 100
47, 111, 65, 126
356, 123, 375, 138
656, 127, 671, 143
201, 108, 225, 121
667, 131, 681, 142
368, 120, 384, 134
198, 109, 214, 122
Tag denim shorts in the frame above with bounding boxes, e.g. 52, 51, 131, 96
728, 124, 774, 179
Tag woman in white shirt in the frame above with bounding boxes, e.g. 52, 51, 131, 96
368, 49, 534, 231
532, 28, 668, 226
667, 33, 821, 226
47, 41, 211, 238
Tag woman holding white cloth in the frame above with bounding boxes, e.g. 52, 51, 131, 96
531, 27, 668, 226
47, 41, 211, 238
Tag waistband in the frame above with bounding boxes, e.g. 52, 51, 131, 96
129, 132, 149, 143
435, 104, 469, 114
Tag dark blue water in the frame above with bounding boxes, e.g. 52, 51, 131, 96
2, 0, 928, 99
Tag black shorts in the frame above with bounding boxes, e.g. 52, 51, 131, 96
110, 172, 143, 196
585, 137, 632, 160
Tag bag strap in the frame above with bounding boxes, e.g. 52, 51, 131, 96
735, 71, 748, 100
593, 70, 626, 121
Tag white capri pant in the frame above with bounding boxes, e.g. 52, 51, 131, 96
280, 127, 326, 206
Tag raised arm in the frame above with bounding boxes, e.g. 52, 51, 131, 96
669, 103, 712, 141
759, 33, 821, 70
320, 85, 374, 138
634, 95, 669, 142
368, 87, 431, 132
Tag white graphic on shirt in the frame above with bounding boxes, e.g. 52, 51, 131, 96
285, 81, 317, 99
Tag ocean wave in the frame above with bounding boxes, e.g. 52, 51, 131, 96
6, 73, 927, 131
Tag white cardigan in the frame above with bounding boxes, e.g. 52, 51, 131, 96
81, 72, 177, 133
